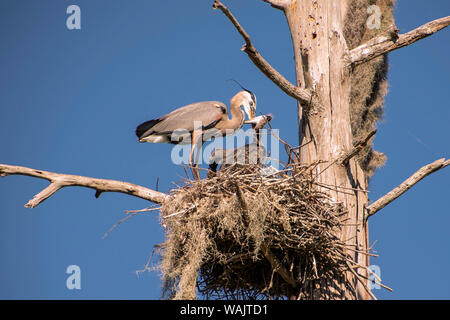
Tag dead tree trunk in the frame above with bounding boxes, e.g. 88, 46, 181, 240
285, 0, 370, 299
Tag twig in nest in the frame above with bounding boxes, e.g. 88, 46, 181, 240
103, 212, 139, 239
345, 261, 377, 300
136, 243, 165, 276
234, 181, 250, 226
262, 245, 296, 288
104, 206, 161, 239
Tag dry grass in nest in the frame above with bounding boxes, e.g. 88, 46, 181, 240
158, 162, 375, 300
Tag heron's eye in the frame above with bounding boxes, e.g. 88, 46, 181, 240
249, 101, 254, 106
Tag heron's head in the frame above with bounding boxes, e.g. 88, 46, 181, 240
232, 90, 257, 120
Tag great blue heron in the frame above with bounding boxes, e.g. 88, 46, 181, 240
135, 90, 256, 179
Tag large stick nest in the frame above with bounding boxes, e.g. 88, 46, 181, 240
158, 161, 374, 300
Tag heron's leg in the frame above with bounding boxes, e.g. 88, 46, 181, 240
188, 142, 196, 180
194, 141, 203, 180
189, 131, 202, 180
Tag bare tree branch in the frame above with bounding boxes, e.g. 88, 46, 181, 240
339, 129, 377, 166
366, 158, 450, 218
0, 164, 169, 208
349, 16, 450, 65
261, 0, 290, 10
213, 0, 319, 110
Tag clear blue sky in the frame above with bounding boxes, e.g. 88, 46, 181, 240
0, 0, 448, 299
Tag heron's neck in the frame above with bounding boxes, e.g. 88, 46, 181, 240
229, 104, 245, 130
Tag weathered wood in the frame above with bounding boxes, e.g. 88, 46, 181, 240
349, 16, 450, 65
262, 0, 290, 10
213, 0, 319, 110
283, 0, 370, 299
367, 158, 450, 218
0, 164, 169, 207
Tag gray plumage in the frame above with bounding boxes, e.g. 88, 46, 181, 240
136, 101, 228, 144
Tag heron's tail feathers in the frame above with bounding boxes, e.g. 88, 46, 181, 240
135, 118, 162, 141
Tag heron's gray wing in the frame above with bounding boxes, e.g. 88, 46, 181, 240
141, 101, 227, 137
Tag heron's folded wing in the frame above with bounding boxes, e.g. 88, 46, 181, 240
149, 101, 227, 134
